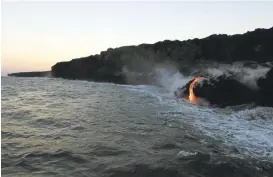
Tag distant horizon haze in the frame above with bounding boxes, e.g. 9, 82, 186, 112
2, 1, 273, 75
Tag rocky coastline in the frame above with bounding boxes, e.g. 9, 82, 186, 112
8, 27, 273, 107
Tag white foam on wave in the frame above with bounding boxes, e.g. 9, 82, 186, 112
177, 150, 197, 158
168, 97, 273, 161
196, 107, 272, 159
126, 79, 273, 162
123, 62, 273, 161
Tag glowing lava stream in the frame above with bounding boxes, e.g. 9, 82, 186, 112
188, 77, 202, 104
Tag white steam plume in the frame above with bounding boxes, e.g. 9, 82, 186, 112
204, 63, 271, 89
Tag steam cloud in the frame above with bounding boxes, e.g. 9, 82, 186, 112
204, 63, 271, 89
122, 56, 272, 94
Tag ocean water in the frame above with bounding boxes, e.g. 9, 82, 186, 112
2, 77, 273, 177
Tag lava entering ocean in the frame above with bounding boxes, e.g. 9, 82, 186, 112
188, 76, 206, 104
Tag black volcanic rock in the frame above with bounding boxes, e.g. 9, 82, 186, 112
198, 28, 273, 63
175, 67, 273, 107
51, 27, 273, 84
8, 71, 51, 77
175, 75, 258, 107
51, 56, 126, 84
195, 75, 257, 107
257, 67, 273, 107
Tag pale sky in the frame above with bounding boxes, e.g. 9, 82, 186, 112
2, 1, 273, 75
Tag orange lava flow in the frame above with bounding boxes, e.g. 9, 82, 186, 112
188, 77, 202, 104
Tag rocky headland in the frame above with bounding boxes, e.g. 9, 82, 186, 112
50, 27, 273, 84
9, 27, 273, 107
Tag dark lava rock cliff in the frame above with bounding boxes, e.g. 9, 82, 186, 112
9, 27, 273, 107
51, 27, 273, 84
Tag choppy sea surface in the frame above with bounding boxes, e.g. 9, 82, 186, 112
2, 77, 273, 177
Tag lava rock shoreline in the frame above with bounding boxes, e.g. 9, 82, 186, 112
175, 67, 273, 107
50, 27, 273, 84
8, 27, 273, 107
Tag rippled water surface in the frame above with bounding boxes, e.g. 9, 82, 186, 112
2, 77, 273, 177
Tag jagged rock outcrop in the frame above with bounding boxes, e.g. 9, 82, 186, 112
175, 67, 273, 107
51, 27, 273, 84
